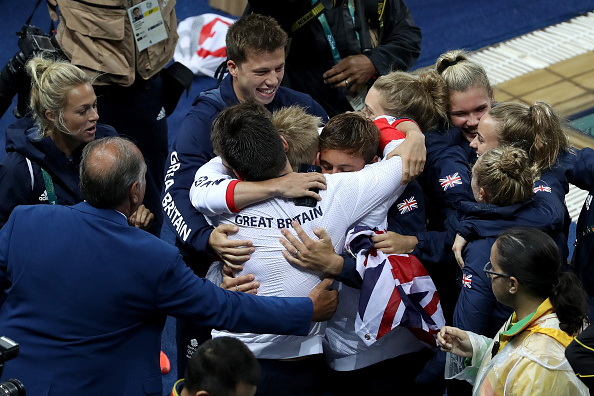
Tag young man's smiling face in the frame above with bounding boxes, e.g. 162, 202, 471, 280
318, 149, 368, 174
228, 47, 285, 106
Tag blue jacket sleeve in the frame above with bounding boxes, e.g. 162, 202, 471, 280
334, 254, 362, 289
426, 151, 474, 211
411, 229, 455, 267
161, 105, 220, 259
159, 253, 313, 336
566, 147, 594, 190
453, 239, 512, 338
386, 180, 426, 235
366, 0, 422, 74
0, 211, 13, 292
0, 153, 36, 229
457, 192, 566, 241
411, 213, 459, 267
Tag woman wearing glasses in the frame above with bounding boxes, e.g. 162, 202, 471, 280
438, 227, 588, 395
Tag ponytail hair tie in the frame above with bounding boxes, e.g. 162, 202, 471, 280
443, 59, 459, 69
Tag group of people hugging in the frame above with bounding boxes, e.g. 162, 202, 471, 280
0, 9, 593, 396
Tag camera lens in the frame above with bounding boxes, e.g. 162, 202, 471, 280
0, 378, 26, 396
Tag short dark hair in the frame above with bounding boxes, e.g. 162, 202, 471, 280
319, 112, 380, 164
226, 14, 288, 65
211, 103, 287, 181
80, 136, 146, 209
184, 337, 260, 396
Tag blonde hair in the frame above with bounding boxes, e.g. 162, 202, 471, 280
271, 106, 321, 171
27, 56, 93, 138
473, 146, 538, 206
372, 70, 449, 132
487, 101, 569, 172
435, 50, 493, 98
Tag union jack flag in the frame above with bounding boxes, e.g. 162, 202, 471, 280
463, 274, 472, 289
533, 185, 552, 193
346, 227, 445, 348
397, 196, 418, 215
439, 172, 463, 191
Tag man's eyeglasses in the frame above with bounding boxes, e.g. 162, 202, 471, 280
483, 261, 510, 279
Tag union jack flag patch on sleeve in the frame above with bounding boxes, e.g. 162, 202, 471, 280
439, 172, 463, 191
533, 185, 552, 193
463, 274, 472, 288
397, 196, 418, 215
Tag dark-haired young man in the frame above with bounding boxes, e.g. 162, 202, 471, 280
162, 13, 329, 376
193, 109, 434, 395
191, 103, 410, 395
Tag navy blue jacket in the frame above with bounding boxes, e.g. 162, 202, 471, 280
457, 150, 575, 260
0, 203, 313, 395
453, 197, 570, 337
454, 235, 513, 338
162, 74, 328, 276
387, 179, 426, 235
0, 117, 117, 228
567, 148, 594, 296
413, 126, 476, 266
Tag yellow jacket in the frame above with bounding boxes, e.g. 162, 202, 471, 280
446, 298, 589, 396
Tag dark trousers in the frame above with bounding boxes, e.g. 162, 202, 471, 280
175, 318, 213, 378
95, 74, 168, 237
320, 349, 441, 396
256, 354, 326, 396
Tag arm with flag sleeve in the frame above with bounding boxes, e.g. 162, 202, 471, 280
453, 238, 512, 338
424, 148, 474, 214
386, 180, 426, 235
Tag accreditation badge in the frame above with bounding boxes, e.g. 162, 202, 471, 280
128, 1, 168, 52
347, 85, 367, 112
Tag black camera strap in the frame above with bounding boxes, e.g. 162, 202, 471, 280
26, 0, 44, 25
25, 0, 55, 35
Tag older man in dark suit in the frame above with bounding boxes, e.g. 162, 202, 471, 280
0, 136, 337, 396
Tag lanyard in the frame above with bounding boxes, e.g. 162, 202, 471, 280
315, 0, 360, 65
41, 168, 57, 205
378, 0, 386, 40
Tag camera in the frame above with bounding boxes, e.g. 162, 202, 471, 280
0, 24, 65, 120
0, 336, 26, 396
